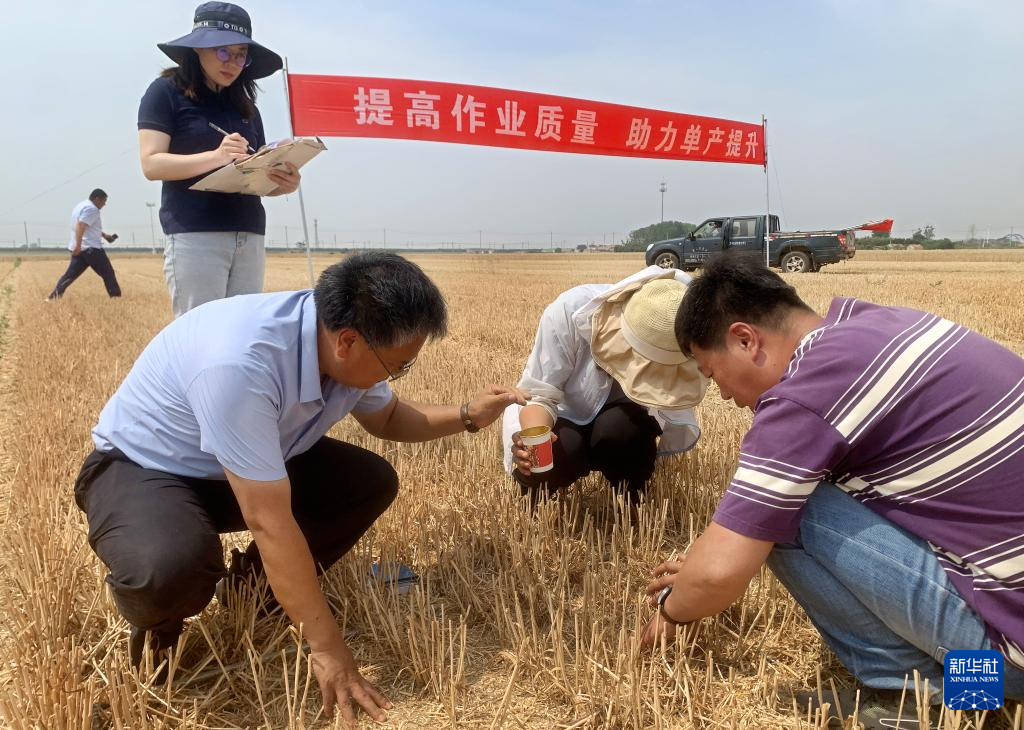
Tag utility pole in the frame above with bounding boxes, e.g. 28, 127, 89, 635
659, 181, 667, 222
145, 203, 157, 254
549, 231, 553, 249
284, 225, 289, 249
23, 221, 28, 247
314, 218, 319, 248
478, 230, 482, 250
383, 228, 387, 248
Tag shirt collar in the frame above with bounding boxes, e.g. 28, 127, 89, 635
823, 296, 854, 326
298, 292, 324, 404
789, 297, 852, 357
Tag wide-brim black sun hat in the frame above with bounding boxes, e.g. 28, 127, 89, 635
158, 2, 283, 80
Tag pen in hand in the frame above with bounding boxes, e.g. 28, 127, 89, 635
208, 122, 255, 153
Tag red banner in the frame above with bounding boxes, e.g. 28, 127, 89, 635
288, 74, 765, 165
853, 218, 894, 233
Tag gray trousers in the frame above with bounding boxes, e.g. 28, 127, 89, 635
163, 231, 265, 317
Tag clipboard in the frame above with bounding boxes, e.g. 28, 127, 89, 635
189, 136, 327, 196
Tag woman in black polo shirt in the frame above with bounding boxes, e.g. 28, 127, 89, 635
138, 2, 300, 317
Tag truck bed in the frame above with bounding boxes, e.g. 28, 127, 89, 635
776, 229, 850, 238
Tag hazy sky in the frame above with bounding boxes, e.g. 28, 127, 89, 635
2, 0, 1021, 248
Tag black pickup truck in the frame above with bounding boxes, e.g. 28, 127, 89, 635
644, 215, 856, 273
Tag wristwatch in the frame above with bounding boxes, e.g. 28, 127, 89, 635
460, 402, 480, 433
657, 586, 684, 625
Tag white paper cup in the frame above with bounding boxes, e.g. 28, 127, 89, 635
520, 425, 554, 473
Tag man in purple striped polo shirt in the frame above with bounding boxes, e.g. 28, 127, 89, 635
640, 254, 1023, 716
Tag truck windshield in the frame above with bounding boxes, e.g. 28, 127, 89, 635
694, 221, 724, 239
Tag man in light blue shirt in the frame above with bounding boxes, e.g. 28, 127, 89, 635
76, 251, 525, 723
47, 188, 122, 300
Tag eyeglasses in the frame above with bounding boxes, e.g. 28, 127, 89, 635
364, 337, 417, 382
214, 46, 252, 68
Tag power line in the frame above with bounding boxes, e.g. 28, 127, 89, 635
0, 146, 135, 218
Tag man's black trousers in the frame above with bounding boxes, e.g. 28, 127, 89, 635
74, 437, 398, 640
49, 248, 122, 299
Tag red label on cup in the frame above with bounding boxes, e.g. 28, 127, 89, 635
529, 439, 554, 470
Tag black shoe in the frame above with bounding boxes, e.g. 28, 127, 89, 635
216, 547, 282, 618
129, 624, 181, 684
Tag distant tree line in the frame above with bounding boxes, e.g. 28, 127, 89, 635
616, 221, 696, 252
858, 224, 1020, 250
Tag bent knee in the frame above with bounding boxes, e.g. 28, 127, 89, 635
106, 534, 223, 625
367, 454, 399, 505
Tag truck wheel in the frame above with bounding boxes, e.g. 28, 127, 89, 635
781, 251, 812, 273
654, 252, 680, 269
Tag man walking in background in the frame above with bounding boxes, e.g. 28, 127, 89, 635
47, 189, 122, 300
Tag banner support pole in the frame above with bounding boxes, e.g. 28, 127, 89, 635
282, 57, 316, 288
763, 115, 770, 270
765, 115, 770, 268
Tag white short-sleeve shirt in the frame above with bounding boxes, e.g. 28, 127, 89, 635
68, 199, 104, 251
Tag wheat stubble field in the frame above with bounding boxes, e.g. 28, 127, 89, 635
0, 251, 1022, 729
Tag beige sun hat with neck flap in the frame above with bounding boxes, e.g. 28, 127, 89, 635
589, 275, 707, 410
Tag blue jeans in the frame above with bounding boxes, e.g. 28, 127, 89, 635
767, 483, 1024, 701
163, 231, 265, 317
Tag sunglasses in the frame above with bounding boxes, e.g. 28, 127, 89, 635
214, 46, 252, 69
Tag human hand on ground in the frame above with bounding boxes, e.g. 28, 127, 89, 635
640, 611, 679, 649
310, 643, 392, 724
645, 557, 687, 606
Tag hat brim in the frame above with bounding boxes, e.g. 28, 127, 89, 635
590, 281, 707, 410
158, 28, 282, 80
